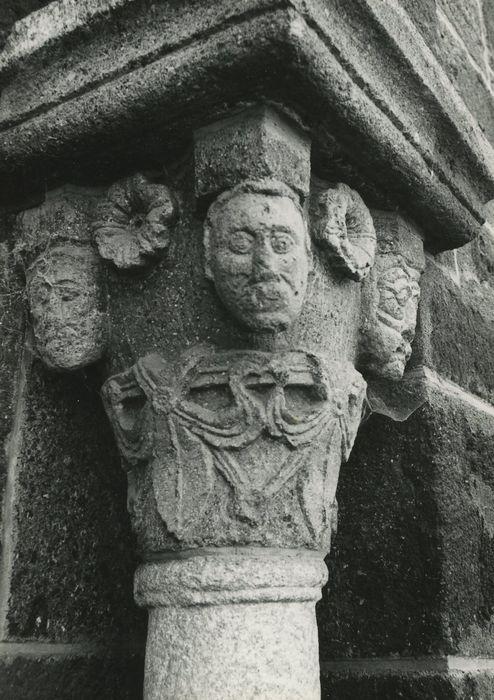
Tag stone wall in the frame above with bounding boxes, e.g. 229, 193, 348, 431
0, 0, 493, 698
0, 220, 146, 698
318, 1, 494, 693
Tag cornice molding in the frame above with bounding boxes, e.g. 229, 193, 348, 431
1, 0, 492, 250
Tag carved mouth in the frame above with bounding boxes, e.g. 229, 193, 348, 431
244, 282, 288, 304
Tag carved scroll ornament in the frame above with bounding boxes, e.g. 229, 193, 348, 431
102, 347, 366, 550
94, 173, 178, 270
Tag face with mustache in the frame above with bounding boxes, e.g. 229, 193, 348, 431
204, 182, 310, 332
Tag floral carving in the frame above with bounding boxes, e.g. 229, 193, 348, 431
310, 182, 376, 281
102, 347, 366, 550
94, 173, 178, 270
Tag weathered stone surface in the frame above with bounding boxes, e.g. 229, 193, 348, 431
3, 358, 145, 643
485, 0, 494, 75
14, 187, 98, 262
310, 181, 376, 282
474, 229, 494, 282
437, 0, 490, 69
94, 173, 179, 270
435, 10, 494, 146
319, 379, 494, 659
413, 258, 494, 404
0, 1, 52, 51
103, 347, 364, 553
400, 0, 438, 46
96, 109, 371, 699
102, 179, 362, 376
0, 4, 492, 700
0, 650, 143, 700
137, 550, 326, 699
194, 107, 311, 199
0, 232, 24, 540
146, 599, 319, 700
26, 245, 107, 371
14, 189, 109, 371
319, 409, 442, 659
0, 0, 490, 250
203, 179, 310, 333
359, 212, 425, 381
321, 670, 494, 700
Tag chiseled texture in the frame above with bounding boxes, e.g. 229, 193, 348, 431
15, 189, 109, 371
136, 550, 327, 699
134, 550, 328, 607
2, 2, 494, 700
194, 107, 311, 199
145, 600, 320, 700
26, 244, 108, 371
358, 212, 425, 381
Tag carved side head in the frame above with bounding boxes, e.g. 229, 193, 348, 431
15, 189, 109, 371
358, 213, 425, 380
27, 243, 108, 371
204, 179, 311, 333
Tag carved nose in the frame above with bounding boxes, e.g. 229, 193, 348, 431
251, 246, 278, 281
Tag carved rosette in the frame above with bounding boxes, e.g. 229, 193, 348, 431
94, 173, 178, 270
310, 181, 376, 281
102, 347, 366, 553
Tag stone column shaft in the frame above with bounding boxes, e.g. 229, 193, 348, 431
136, 549, 327, 699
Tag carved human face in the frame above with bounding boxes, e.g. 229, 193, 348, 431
363, 258, 421, 380
206, 192, 309, 332
27, 244, 107, 370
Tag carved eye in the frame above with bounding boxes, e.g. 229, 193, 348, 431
228, 230, 254, 254
380, 289, 404, 320
395, 287, 412, 306
58, 284, 81, 303
270, 231, 294, 254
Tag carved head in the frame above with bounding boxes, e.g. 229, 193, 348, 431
204, 179, 310, 332
27, 244, 107, 371
359, 214, 425, 380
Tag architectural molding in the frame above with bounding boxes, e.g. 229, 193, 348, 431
1, 0, 492, 250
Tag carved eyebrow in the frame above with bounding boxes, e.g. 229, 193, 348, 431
270, 226, 297, 235
228, 225, 296, 236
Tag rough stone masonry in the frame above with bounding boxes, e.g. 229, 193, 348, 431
0, 1, 493, 699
